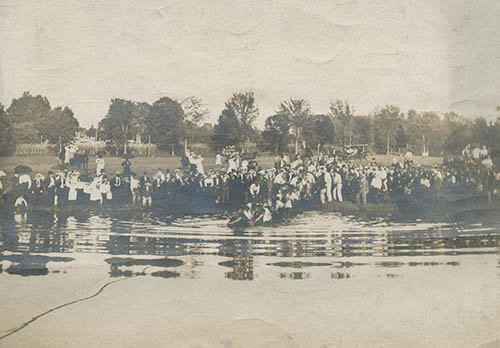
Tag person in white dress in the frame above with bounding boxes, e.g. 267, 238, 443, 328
67, 172, 79, 201
89, 177, 103, 203
64, 144, 78, 164
100, 177, 112, 203
227, 156, 237, 173
96, 157, 105, 176
194, 155, 204, 175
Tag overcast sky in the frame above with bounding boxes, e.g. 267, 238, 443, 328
1, 0, 499, 128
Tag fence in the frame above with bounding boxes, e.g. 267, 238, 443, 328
12, 142, 259, 157
14, 144, 55, 155
13, 142, 159, 157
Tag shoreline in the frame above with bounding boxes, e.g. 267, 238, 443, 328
3, 194, 500, 226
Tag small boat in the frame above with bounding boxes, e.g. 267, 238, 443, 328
227, 215, 254, 228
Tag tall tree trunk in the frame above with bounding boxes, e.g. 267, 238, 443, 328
123, 125, 128, 155
184, 138, 188, 152
386, 129, 390, 155
148, 135, 152, 157
422, 134, 426, 154
294, 128, 301, 155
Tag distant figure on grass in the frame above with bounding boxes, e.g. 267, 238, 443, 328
96, 153, 105, 176
184, 149, 205, 175
64, 143, 78, 165
121, 157, 132, 177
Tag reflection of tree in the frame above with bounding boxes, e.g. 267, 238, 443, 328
217, 237, 255, 280
0, 253, 73, 276
331, 272, 351, 279
280, 271, 310, 280
220, 256, 254, 281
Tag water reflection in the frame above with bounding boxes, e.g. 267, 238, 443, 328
219, 256, 255, 280
105, 257, 184, 278
0, 210, 499, 280
0, 253, 74, 276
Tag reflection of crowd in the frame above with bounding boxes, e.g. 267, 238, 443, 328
2, 150, 499, 225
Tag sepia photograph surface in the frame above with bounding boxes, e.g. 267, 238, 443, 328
0, 1, 499, 347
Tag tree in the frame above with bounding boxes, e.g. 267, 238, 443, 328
213, 107, 241, 150
41, 106, 79, 145
329, 100, 354, 146
0, 104, 15, 155
131, 102, 152, 143
180, 96, 209, 125
190, 123, 214, 148
442, 112, 470, 155
86, 125, 97, 138
262, 114, 292, 153
225, 92, 259, 153
147, 97, 184, 153
302, 114, 335, 149
351, 116, 373, 145
276, 99, 312, 154
423, 112, 444, 155
373, 105, 402, 155
6, 91, 51, 143
100, 99, 136, 155
180, 96, 210, 150
470, 117, 489, 145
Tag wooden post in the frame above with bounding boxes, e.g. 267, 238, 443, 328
386, 129, 390, 155
148, 135, 151, 157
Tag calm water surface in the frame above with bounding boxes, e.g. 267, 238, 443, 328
1, 210, 499, 281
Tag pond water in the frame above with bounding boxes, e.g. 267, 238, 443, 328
1, 210, 499, 280
0, 211, 499, 348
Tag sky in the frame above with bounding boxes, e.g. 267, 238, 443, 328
1, 0, 499, 128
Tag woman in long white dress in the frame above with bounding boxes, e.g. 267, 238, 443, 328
194, 155, 204, 175
100, 178, 111, 203
67, 181, 78, 201
96, 157, 105, 176
89, 177, 103, 203
227, 156, 237, 173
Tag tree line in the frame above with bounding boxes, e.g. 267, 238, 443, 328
0, 92, 79, 155
1, 90, 500, 157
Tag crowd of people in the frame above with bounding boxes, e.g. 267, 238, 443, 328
1, 146, 498, 225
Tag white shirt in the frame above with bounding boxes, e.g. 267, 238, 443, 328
19, 174, 32, 189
